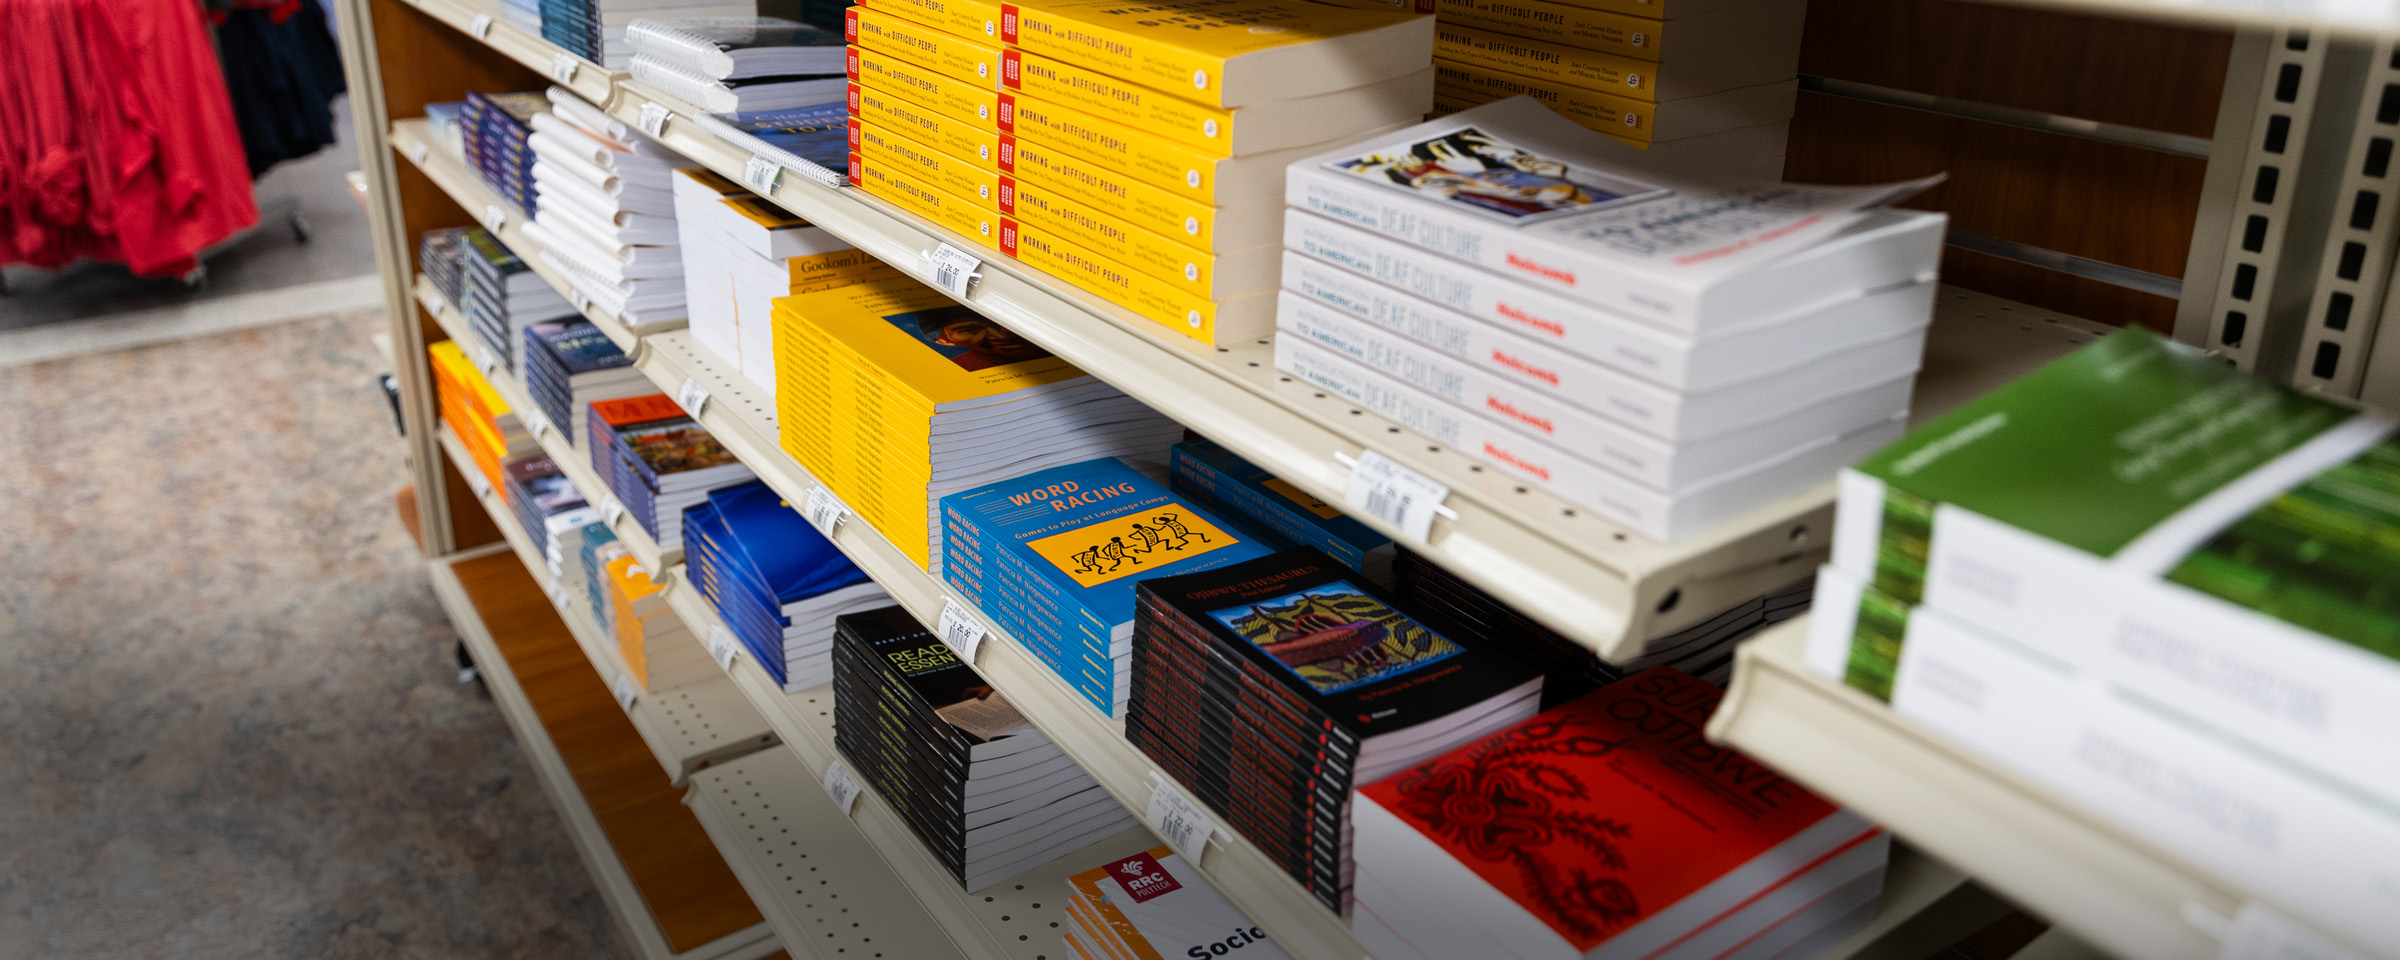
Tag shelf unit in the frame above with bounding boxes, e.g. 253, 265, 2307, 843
432, 424, 776, 783
426, 544, 780, 960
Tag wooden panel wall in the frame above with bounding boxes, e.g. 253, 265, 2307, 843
1786, 0, 2237, 332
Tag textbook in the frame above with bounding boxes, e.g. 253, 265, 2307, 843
941, 457, 1278, 715
772, 276, 1180, 568
856, 0, 1433, 108
695, 102, 853, 185
630, 53, 846, 112
1284, 97, 1944, 331
1063, 847, 1290, 960
1167, 437, 1395, 583
683, 481, 892, 691
1433, 23, 1796, 103
1354, 669, 1885, 960
625, 16, 846, 77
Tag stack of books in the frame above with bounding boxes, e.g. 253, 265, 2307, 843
1279, 97, 1946, 542
601, 550, 715, 691
418, 227, 469, 307
1426, 0, 1803, 172
522, 88, 695, 330
502, 454, 588, 549
1393, 548, 1805, 702
673, 166, 896, 394
540, 0, 755, 69
771, 275, 1180, 570
839, 0, 1438, 344
428, 341, 535, 489
942, 458, 1278, 718
1128, 548, 1544, 911
562, 514, 624, 626
694, 101, 854, 185
462, 228, 575, 373
682, 480, 894, 691
832, 606, 1139, 890
522, 319, 651, 449
464, 92, 549, 217
1168, 437, 1395, 585
628, 16, 846, 112
502, 0, 542, 33
1809, 328, 2400, 951
1352, 668, 1886, 960
1062, 846, 1289, 960
586, 394, 756, 551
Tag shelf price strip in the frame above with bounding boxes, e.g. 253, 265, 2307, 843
927, 243, 981, 298
823, 759, 864, 816
1340, 451, 1451, 543
936, 599, 986, 663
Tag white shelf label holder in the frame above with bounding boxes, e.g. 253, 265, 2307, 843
1339, 450, 1453, 543
936, 599, 986, 663
927, 243, 982, 298
1145, 774, 1221, 866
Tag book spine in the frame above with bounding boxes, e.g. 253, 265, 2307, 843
998, 137, 1225, 252
998, 175, 1227, 297
1886, 594, 2400, 951
1284, 162, 1696, 327
1000, 5, 1231, 109
999, 92, 1228, 203
851, 119, 1004, 206
855, 0, 1005, 43
1000, 49, 1236, 157
848, 47, 1007, 128
847, 6, 1005, 86
998, 217, 1223, 340
851, 82, 1005, 163
1432, 0, 1664, 62
849, 150, 1005, 246
1433, 58, 1654, 140
1435, 23, 1656, 101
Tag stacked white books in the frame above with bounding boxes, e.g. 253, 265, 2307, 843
1277, 96, 1944, 544
627, 16, 846, 112
671, 166, 893, 395
521, 87, 694, 333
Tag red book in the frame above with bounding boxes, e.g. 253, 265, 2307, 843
1352, 668, 1885, 960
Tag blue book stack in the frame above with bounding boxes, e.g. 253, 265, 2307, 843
522, 320, 649, 446
941, 458, 1277, 717
1168, 437, 1396, 585
540, 0, 600, 62
683, 481, 892, 690
587, 400, 754, 552
463, 91, 545, 217
462, 229, 572, 369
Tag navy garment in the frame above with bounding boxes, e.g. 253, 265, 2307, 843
213, 0, 348, 178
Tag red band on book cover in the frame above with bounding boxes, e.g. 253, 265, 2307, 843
843, 7, 859, 41
846, 83, 862, 113
845, 47, 860, 80
998, 3, 1019, 44
1000, 50, 1022, 89
997, 177, 1016, 215
998, 219, 1019, 257
996, 94, 1016, 133
847, 120, 863, 152
996, 136, 1016, 173
847, 153, 863, 186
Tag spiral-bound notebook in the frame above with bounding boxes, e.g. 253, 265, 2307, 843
694, 101, 850, 187
624, 16, 844, 78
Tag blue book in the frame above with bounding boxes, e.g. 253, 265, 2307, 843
1169, 438, 1395, 584
701, 102, 849, 184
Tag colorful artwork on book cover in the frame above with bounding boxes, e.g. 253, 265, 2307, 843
1207, 583, 1461, 694
1024, 501, 1238, 588
1326, 125, 1668, 225
881, 305, 1055, 372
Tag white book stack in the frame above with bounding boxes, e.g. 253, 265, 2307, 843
524, 87, 695, 333
626, 17, 847, 113
671, 167, 883, 396
1277, 96, 1945, 547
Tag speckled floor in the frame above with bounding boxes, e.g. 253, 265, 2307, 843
0, 310, 629, 959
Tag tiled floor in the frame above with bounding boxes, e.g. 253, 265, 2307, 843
0, 310, 628, 959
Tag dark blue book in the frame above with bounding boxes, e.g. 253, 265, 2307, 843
700, 102, 849, 184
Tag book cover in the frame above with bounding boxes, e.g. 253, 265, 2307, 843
847, 46, 1008, 130
1068, 847, 1291, 960
842, 605, 1033, 746
774, 275, 1087, 405
845, 6, 1006, 85
1322, 119, 1666, 225
527, 319, 633, 375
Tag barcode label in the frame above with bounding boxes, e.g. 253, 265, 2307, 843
550, 53, 578, 84
823, 760, 863, 815
464, 469, 492, 501
408, 140, 429, 165
480, 204, 505, 233
1145, 776, 1219, 865
743, 155, 781, 193
600, 495, 626, 528
936, 599, 986, 663
802, 486, 847, 535
610, 673, 640, 711
675, 378, 709, 418
1343, 451, 1448, 543
638, 102, 670, 138
706, 624, 740, 670
468, 12, 491, 36
522, 407, 552, 440
927, 243, 981, 298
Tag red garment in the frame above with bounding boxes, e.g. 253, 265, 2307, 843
0, 0, 258, 277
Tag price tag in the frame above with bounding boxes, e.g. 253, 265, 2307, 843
480, 203, 506, 233
706, 624, 740, 670
822, 759, 863, 816
936, 598, 986, 663
474, 343, 500, 375
675, 378, 710, 418
566, 288, 592, 315
638, 102, 671, 138
599, 495, 627, 529
610, 673, 640, 711
468, 12, 492, 37
426, 290, 448, 317
926, 243, 982, 298
550, 53, 578, 84
465, 469, 492, 501
522, 406, 552, 440
1343, 450, 1448, 543
1146, 776, 1219, 865
802, 486, 847, 535
407, 140, 430, 165
743, 155, 781, 193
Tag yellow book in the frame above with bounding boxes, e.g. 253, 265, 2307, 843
851, 81, 1006, 163
1000, 136, 1248, 251
785, 248, 909, 289
998, 93, 1240, 203
862, 0, 1432, 109
850, 148, 1006, 247
1436, 22, 1656, 100
847, 5, 1006, 84
1434, 57, 1654, 139
1433, 0, 1662, 60
998, 174, 1279, 299
782, 275, 1089, 410
848, 46, 1007, 125
852, 117, 1005, 205
998, 217, 1267, 342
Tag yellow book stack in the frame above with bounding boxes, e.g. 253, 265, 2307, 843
604, 553, 714, 693
840, 0, 1438, 343
1409, 0, 1801, 172
428, 340, 534, 491
770, 275, 1181, 569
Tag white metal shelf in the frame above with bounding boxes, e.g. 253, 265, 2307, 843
425, 544, 782, 960
434, 423, 777, 783
1706, 617, 2395, 960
